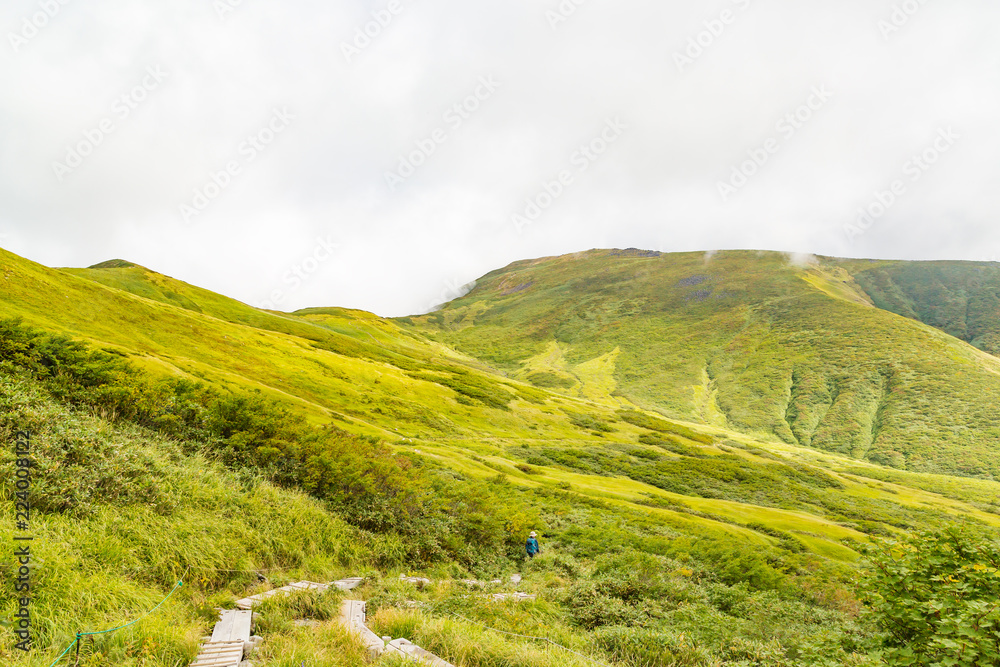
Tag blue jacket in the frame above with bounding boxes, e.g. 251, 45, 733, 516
526, 537, 540, 555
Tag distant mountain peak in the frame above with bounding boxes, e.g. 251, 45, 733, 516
88, 259, 138, 269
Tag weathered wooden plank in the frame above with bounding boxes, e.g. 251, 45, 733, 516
340, 599, 367, 630
388, 638, 456, 666
231, 610, 252, 643
332, 577, 364, 590
235, 578, 362, 610
210, 610, 253, 643
489, 592, 537, 602
236, 580, 333, 609
210, 612, 235, 643
189, 640, 243, 667
339, 599, 389, 659
190, 655, 242, 667
196, 642, 245, 653
296, 581, 330, 591
460, 579, 502, 588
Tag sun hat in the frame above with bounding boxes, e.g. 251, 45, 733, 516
529, 531, 537, 537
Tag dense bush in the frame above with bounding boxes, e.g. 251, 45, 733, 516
592, 626, 718, 666
0, 319, 527, 569
408, 367, 515, 410
563, 409, 616, 433
527, 370, 575, 388
617, 409, 715, 443
861, 527, 1000, 665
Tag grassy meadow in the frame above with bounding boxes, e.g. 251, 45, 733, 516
2, 247, 1000, 664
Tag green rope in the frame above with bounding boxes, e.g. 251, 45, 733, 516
44, 637, 78, 667
78, 579, 183, 637
46, 579, 183, 666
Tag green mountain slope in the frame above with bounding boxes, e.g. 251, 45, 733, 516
2, 248, 598, 443
8, 245, 1000, 664
840, 259, 1000, 356
0, 253, 996, 561
43, 251, 1000, 530
404, 250, 1000, 478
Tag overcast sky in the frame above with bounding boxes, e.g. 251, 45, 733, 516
1, 0, 998, 316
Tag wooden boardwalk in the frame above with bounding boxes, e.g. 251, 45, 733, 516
235, 578, 363, 610
189, 640, 244, 667
190, 610, 253, 667
339, 598, 456, 666
190, 578, 363, 666
188, 576, 498, 666
387, 638, 457, 666
340, 599, 388, 659
211, 609, 253, 643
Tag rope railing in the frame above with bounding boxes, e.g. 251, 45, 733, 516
45, 577, 184, 667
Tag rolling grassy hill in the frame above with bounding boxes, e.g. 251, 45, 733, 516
840, 259, 1000, 356
3, 246, 1000, 665
406, 249, 1000, 478
5, 246, 1000, 554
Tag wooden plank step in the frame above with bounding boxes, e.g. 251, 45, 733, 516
460, 578, 502, 588
332, 577, 364, 590
234, 587, 285, 610
189, 640, 243, 667
235, 579, 349, 609
388, 638, 456, 666
288, 581, 325, 591
340, 599, 366, 630
236, 585, 302, 609
191, 656, 242, 667
210, 609, 253, 643
489, 592, 537, 602
339, 599, 385, 659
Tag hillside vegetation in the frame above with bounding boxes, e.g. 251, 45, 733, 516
407, 250, 1000, 478
0, 324, 881, 666
841, 259, 1000, 356
2, 246, 1000, 665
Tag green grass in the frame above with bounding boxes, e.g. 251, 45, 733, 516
841, 259, 1000, 356
407, 249, 1000, 478
0, 372, 376, 665
4, 246, 1000, 664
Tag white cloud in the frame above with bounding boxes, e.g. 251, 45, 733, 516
1, 0, 998, 316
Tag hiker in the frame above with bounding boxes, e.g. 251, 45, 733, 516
526, 531, 540, 559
